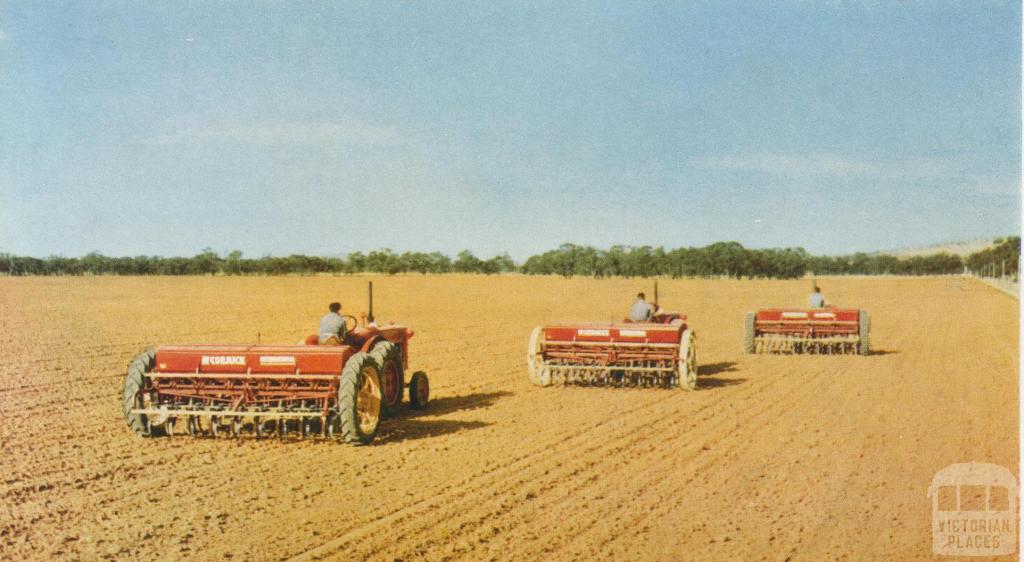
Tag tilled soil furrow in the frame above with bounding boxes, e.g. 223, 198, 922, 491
289, 356, 794, 560
0, 276, 1015, 561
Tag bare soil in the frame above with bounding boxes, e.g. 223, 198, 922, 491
0, 275, 1017, 560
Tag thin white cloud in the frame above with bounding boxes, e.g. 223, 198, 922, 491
962, 178, 1022, 197
698, 153, 877, 177
142, 122, 403, 147
0, 30, 8, 41
694, 152, 1017, 197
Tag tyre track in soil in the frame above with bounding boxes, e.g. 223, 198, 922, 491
547, 359, 854, 561
0, 323, 533, 559
0, 360, 913, 552
286, 349, 812, 560
96, 356, 716, 556
3, 387, 432, 514
290, 274, 1015, 556
486, 328, 929, 557
592, 359, 879, 562
271, 334, 753, 559
0, 276, 1016, 561
0, 315, 937, 532
352, 354, 848, 561
0, 328, 521, 491
0, 319, 502, 434
600, 278, 1019, 561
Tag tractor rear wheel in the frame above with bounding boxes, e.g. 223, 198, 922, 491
858, 310, 871, 356
371, 341, 404, 416
678, 329, 698, 390
123, 349, 161, 437
527, 327, 551, 386
409, 371, 430, 410
337, 352, 383, 445
743, 312, 756, 354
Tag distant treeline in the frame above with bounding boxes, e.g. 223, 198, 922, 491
962, 237, 1021, 278
0, 238, 1018, 279
0, 249, 514, 277
519, 240, 1016, 278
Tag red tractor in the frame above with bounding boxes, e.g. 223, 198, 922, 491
744, 307, 870, 355
122, 283, 429, 445
527, 308, 698, 390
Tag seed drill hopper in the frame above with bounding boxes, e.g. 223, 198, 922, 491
527, 305, 698, 390
744, 307, 870, 355
122, 283, 430, 445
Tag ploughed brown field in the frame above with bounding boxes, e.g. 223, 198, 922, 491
0, 275, 1017, 561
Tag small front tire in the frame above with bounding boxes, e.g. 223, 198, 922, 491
409, 371, 430, 410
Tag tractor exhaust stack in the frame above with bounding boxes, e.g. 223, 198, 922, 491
367, 281, 374, 324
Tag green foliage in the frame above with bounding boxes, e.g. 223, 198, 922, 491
454, 250, 483, 273
522, 242, 809, 279
965, 237, 1020, 277
806, 251, 964, 275
1, 238, 1016, 278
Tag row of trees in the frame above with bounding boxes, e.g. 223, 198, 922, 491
0, 248, 517, 277
964, 237, 1020, 278
521, 243, 810, 279
805, 252, 966, 276
0, 239, 1017, 278
519, 242, 977, 278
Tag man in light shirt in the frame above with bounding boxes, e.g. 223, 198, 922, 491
318, 302, 347, 344
630, 292, 653, 322
808, 286, 825, 308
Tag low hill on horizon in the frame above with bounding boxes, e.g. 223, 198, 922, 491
873, 237, 1003, 258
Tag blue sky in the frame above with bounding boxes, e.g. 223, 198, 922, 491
0, 2, 1019, 260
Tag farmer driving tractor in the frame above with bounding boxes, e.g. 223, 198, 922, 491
318, 302, 347, 345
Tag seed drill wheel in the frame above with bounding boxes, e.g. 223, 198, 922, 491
526, 327, 552, 387
371, 341, 404, 416
677, 329, 698, 390
123, 349, 163, 437
409, 371, 430, 410
337, 352, 383, 445
858, 310, 871, 356
743, 312, 756, 354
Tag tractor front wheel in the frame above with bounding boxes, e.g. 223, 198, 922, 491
409, 371, 430, 410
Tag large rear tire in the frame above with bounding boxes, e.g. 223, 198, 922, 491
123, 349, 159, 437
527, 327, 551, 386
678, 329, 698, 390
743, 312, 756, 354
337, 352, 383, 445
371, 341, 404, 416
858, 310, 871, 356
409, 371, 430, 410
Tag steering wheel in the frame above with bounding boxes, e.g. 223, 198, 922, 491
342, 314, 359, 333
